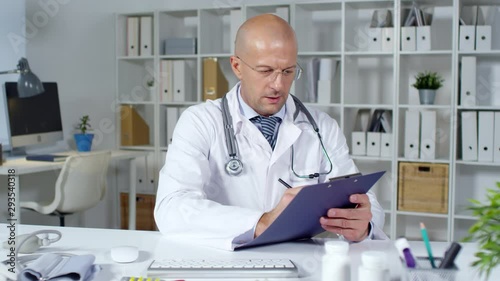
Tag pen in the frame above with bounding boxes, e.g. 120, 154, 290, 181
439, 242, 461, 269
278, 178, 292, 189
420, 222, 436, 268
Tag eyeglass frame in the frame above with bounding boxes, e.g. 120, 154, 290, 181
236, 56, 303, 81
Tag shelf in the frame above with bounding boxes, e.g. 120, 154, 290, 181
117, 56, 154, 61
199, 53, 232, 58
397, 158, 450, 164
119, 146, 156, 151
400, 50, 452, 56
396, 211, 449, 219
159, 54, 198, 59
457, 105, 500, 110
455, 160, 500, 167
343, 104, 393, 109
351, 155, 393, 162
458, 50, 500, 56
398, 104, 452, 110
119, 101, 155, 105
304, 102, 341, 108
344, 51, 394, 56
298, 51, 342, 57
159, 101, 199, 106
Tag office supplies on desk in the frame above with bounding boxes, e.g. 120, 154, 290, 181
420, 222, 436, 268
439, 242, 462, 269
147, 258, 298, 278
395, 238, 416, 268
235, 171, 385, 249
25, 154, 67, 162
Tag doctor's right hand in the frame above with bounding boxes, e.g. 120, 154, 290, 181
254, 186, 304, 238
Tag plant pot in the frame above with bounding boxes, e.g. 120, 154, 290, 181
74, 133, 94, 152
418, 89, 436, 105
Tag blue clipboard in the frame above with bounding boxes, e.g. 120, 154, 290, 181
235, 171, 386, 249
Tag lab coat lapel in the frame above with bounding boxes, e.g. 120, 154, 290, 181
270, 96, 301, 166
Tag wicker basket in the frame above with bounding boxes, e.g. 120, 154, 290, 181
398, 162, 449, 214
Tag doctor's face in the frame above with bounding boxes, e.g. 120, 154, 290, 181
231, 37, 297, 117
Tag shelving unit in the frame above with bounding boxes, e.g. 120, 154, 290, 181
115, 0, 500, 238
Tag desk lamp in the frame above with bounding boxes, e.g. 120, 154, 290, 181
0, 57, 44, 97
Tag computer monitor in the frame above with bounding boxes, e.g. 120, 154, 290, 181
4, 82, 63, 153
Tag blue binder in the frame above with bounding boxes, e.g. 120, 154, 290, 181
235, 171, 386, 249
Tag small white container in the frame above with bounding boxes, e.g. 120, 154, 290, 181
358, 251, 389, 281
322, 241, 351, 281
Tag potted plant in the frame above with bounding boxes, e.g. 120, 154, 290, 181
74, 115, 94, 152
462, 182, 500, 280
411, 71, 444, 105
147, 79, 155, 97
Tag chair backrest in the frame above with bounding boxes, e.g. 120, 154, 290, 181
54, 151, 111, 213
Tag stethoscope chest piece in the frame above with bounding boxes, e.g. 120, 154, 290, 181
226, 157, 243, 176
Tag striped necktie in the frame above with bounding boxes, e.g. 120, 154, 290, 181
250, 116, 281, 149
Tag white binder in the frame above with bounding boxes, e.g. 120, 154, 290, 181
494, 112, 500, 162
368, 28, 382, 52
416, 26, 431, 51
380, 133, 393, 157
173, 60, 190, 102
134, 155, 149, 193
460, 56, 476, 106
478, 111, 494, 162
461, 111, 478, 161
126, 17, 139, 56
166, 107, 179, 146
229, 9, 243, 54
459, 26, 476, 51
420, 111, 436, 160
475, 26, 492, 51
159, 60, 173, 102
366, 132, 381, 157
381, 27, 393, 52
351, 132, 366, 156
404, 110, 420, 159
146, 152, 157, 193
140, 16, 153, 56
401, 27, 416, 51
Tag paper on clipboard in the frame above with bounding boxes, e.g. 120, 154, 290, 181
235, 171, 386, 250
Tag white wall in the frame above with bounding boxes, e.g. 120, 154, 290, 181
0, 0, 26, 151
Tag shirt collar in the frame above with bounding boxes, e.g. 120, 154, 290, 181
236, 84, 286, 120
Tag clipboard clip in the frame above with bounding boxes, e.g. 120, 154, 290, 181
328, 172, 362, 182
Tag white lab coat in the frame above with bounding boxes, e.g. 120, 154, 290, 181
154, 83, 387, 251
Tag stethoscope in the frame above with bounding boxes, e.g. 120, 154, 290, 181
221, 93, 333, 178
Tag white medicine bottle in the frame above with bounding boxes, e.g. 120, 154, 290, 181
358, 251, 389, 281
322, 240, 351, 281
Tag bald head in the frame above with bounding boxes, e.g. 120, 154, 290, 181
234, 14, 298, 56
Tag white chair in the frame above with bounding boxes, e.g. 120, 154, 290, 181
20, 151, 111, 226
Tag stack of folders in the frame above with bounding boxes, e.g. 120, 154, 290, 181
461, 111, 500, 163
351, 109, 392, 158
458, 6, 493, 51
367, 9, 394, 52
401, 3, 434, 51
159, 60, 192, 103
126, 16, 153, 56
305, 58, 339, 104
404, 110, 437, 160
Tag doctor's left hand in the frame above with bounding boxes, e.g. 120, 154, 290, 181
319, 194, 372, 241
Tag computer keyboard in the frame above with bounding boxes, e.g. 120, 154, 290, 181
147, 258, 299, 278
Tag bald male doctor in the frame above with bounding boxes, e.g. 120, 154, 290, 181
154, 14, 387, 250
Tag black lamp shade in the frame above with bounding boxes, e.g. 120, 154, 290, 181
16, 57, 44, 98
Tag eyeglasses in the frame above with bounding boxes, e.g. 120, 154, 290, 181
236, 56, 303, 81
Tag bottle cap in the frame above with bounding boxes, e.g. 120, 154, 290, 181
361, 251, 387, 269
325, 240, 349, 255
395, 238, 411, 258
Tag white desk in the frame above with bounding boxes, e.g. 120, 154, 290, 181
1, 224, 498, 281
0, 150, 148, 230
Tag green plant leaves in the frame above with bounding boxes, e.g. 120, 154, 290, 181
411, 71, 444, 90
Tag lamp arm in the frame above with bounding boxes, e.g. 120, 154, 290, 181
0, 69, 21, 75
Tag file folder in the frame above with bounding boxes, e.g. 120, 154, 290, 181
351, 109, 371, 156
203, 58, 228, 101
368, 28, 382, 52
160, 60, 173, 102
404, 110, 420, 159
401, 27, 416, 51
166, 107, 179, 146
380, 133, 393, 157
459, 26, 475, 51
235, 171, 385, 249
120, 105, 150, 146
381, 27, 394, 52
475, 26, 492, 51
460, 57, 477, 107
317, 80, 332, 104
478, 111, 494, 162
461, 111, 478, 161
140, 16, 153, 56
416, 26, 431, 51
366, 132, 381, 157
173, 60, 190, 102
494, 112, 500, 162
420, 111, 436, 160
126, 17, 139, 56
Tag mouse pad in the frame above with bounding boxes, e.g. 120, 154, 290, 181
235, 171, 386, 250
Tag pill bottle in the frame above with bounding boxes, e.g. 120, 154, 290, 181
358, 251, 389, 281
322, 240, 351, 281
